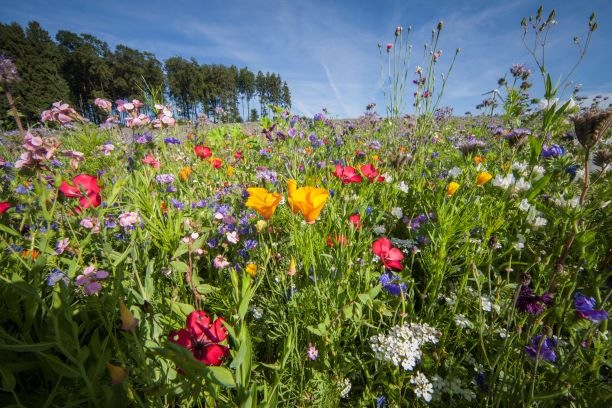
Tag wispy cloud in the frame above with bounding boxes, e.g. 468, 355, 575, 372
3, 0, 611, 118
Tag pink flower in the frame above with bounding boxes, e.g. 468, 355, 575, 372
94, 98, 112, 113
142, 153, 160, 169
213, 255, 230, 269
372, 237, 404, 271
62, 150, 85, 169
99, 143, 114, 156
119, 211, 139, 227
386, 43, 393, 52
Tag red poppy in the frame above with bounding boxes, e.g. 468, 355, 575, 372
234, 150, 243, 160
58, 175, 102, 212
360, 163, 384, 182
333, 164, 362, 184
0, 202, 11, 214
349, 213, 362, 228
372, 237, 404, 271
168, 310, 229, 366
211, 158, 223, 169
194, 145, 212, 159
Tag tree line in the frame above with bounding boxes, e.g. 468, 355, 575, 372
0, 21, 291, 128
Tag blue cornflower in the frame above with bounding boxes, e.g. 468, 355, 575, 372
541, 144, 566, 159
164, 137, 181, 145
525, 335, 557, 363
244, 239, 258, 250
170, 199, 184, 210
574, 292, 608, 323
46, 269, 69, 286
375, 395, 387, 408
379, 271, 406, 296
14, 185, 30, 195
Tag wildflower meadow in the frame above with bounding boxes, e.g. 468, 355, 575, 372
0, 5, 611, 408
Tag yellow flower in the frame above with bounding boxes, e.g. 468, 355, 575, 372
106, 363, 128, 385
119, 300, 139, 332
476, 171, 493, 186
179, 166, 192, 181
288, 256, 297, 276
473, 155, 484, 165
446, 181, 460, 196
287, 179, 329, 223
227, 165, 234, 177
255, 219, 267, 233
245, 263, 257, 277
245, 187, 282, 220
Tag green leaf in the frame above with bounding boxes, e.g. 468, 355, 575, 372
0, 342, 56, 352
170, 261, 189, 274
206, 366, 236, 388
0, 367, 16, 391
527, 173, 552, 200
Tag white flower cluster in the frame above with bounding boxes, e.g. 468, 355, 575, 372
448, 166, 462, 178
337, 378, 351, 399
397, 180, 410, 193
454, 314, 473, 329
411, 371, 434, 402
431, 375, 476, 402
370, 323, 440, 371
391, 207, 403, 219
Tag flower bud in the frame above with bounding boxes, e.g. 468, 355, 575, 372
106, 363, 128, 385
119, 300, 139, 332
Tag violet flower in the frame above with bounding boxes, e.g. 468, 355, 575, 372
525, 335, 557, 363
515, 285, 553, 315
379, 271, 406, 296
574, 292, 608, 323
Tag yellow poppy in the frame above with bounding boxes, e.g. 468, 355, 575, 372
245, 187, 282, 220
446, 181, 460, 196
179, 166, 192, 181
245, 263, 257, 277
476, 172, 493, 186
287, 179, 329, 223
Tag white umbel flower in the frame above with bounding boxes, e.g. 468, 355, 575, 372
411, 371, 434, 402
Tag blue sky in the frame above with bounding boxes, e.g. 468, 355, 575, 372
2, 0, 611, 118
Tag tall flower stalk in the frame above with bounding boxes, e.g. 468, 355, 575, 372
0, 54, 25, 137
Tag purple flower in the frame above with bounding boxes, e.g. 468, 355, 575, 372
379, 271, 406, 296
75, 265, 109, 295
525, 335, 557, 363
516, 285, 553, 315
574, 292, 608, 323
244, 239, 258, 250
55, 238, 70, 255
541, 144, 566, 159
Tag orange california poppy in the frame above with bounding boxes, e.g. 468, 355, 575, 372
287, 179, 329, 223
245, 187, 282, 220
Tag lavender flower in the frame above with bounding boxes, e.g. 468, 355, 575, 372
306, 345, 318, 361
55, 238, 70, 255
515, 285, 553, 315
156, 174, 175, 184
573, 292, 608, 323
525, 335, 557, 363
0, 54, 20, 84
